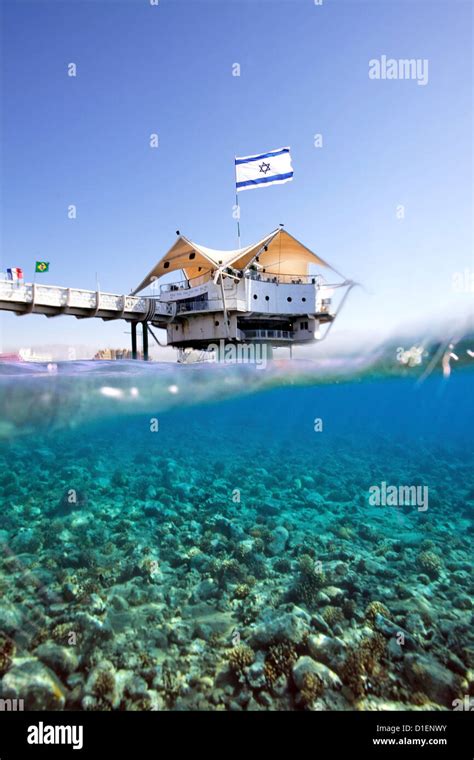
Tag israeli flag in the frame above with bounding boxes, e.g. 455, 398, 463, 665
235, 146, 293, 192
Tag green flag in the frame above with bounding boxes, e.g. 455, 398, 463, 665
35, 261, 49, 273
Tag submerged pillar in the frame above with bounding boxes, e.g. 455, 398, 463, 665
142, 321, 149, 361
131, 322, 137, 360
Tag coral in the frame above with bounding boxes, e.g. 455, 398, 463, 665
359, 633, 386, 674
92, 669, 116, 701
342, 598, 357, 620
51, 622, 78, 645
420, 539, 435, 551
0, 633, 16, 676
365, 601, 391, 626
264, 641, 298, 683
410, 690, 429, 706
417, 550, 443, 579
340, 634, 387, 700
236, 600, 259, 626
214, 558, 247, 586
334, 526, 353, 540
234, 583, 251, 600
274, 558, 292, 573
234, 543, 252, 560
30, 628, 49, 649
249, 526, 271, 543
293, 555, 326, 609
340, 651, 366, 699
322, 606, 344, 628
2, 384, 471, 713
299, 672, 324, 706
111, 469, 126, 487
298, 554, 317, 575
228, 645, 255, 675
125, 695, 153, 710
161, 661, 180, 708
138, 651, 154, 669
206, 633, 221, 651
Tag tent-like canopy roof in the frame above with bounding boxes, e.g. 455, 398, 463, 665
132, 228, 344, 294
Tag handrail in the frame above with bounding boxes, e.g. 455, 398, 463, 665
176, 300, 211, 313
159, 280, 190, 293
245, 271, 323, 285
157, 271, 326, 291
242, 329, 294, 340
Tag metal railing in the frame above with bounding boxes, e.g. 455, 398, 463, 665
318, 298, 332, 313
160, 280, 190, 293
244, 271, 323, 286
242, 329, 294, 340
176, 300, 211, 313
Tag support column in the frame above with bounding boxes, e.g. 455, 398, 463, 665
142, 321, 149, 361
131, 322, 137, 360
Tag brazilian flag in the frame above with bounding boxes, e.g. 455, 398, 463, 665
35, 261, 49, 273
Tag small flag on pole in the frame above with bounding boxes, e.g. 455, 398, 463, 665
35, 261, 50, 273
235, 146, 294, 192
7, 267, 23, 281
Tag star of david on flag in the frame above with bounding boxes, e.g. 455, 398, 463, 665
235, 147, 294, 192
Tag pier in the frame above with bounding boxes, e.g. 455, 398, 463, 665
0, 280, 174, 360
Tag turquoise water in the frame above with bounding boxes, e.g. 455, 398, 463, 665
0, 357, 473, 711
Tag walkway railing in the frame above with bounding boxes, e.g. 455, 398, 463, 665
160, 280, 190, 293
242, 329, 294, 341
176, 300, 211, 314
159, 271, 324, 291
245, 271, 323, 286
0, 280, 175, 322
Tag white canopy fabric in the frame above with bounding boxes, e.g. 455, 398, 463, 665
132, 228, 344, 294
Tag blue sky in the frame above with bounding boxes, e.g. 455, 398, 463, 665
1, 0, 472, 356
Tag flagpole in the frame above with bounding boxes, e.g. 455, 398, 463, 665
235, 192, 241, 249
234, 157, 241, 248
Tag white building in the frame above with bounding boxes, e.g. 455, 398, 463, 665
133, 227, 353, 353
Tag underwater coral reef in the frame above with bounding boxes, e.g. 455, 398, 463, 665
0, 372, 473, 711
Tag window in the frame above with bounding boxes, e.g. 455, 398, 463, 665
253, 294, 258, 300
189, 252, 196, 260
265, 295, 269, 301
215, 320, 220, 327
287, 297, 292, 302
164, 261, 170, 269
302, 297, 306, 303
